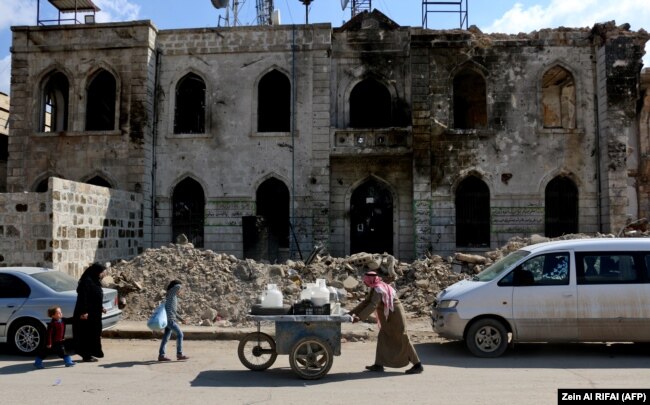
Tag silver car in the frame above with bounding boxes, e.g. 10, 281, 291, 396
0, 267, 122, 355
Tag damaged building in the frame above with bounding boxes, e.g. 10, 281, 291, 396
2, 8, 650, 269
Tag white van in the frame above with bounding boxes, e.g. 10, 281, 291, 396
431, 238, 650, 357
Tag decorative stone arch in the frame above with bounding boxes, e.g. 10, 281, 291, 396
32, 172, 64, 193
452, 171, 491, 248
169, 68, 209, 135
539, 170, 580, 237
253, 66, 292, 133
538, 61, 578, 129
251, 171, 291, 197
82, 65, 120, 131
450, 168, 494, 194
449, 61, 489, 130
166, 172, 209, 197
80, 171, 118, 189
343, 72, 398, 129
345, 175, 398, 255
35, 65, 74, 133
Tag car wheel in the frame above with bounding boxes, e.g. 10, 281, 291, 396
466, 318, 508, 358
9, 319, 45, 356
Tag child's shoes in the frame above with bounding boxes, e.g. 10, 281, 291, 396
34, 358, 44, 369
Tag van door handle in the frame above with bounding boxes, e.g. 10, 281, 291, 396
562, 293, 573, 297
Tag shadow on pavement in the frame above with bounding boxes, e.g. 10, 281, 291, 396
415, 341, 650, 369
191, 368, 404, 387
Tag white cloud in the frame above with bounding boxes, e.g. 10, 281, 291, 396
94, 0, 141, 23
0, 0, 37, 31
0, 54, 10, 95
485, 0, 650, 68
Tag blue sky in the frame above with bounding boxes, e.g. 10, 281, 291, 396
1, 0, 649, 96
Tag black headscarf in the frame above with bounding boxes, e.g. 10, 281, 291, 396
78, 262, 106, 291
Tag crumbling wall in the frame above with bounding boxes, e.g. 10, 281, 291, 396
0, 178, 143, 277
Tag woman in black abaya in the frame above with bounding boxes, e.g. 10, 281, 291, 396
73, 263, 107, 362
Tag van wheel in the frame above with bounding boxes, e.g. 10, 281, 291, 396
466, 318, 508, 358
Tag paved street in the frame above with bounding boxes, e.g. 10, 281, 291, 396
2, 337, 650, 405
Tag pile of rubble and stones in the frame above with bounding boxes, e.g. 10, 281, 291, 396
105, 231, 647, 328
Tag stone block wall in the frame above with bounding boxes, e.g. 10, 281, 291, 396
0, 178, 143, 277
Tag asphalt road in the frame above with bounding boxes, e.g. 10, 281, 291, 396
2, 337, 650, 405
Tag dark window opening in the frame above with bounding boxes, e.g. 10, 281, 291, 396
456, 176, 490, 247
350, 179, 393, 255
41, 72, 69, 132
245, 178, 290, 262
174, 73, 206, 134
350, 78, 391, 129
86, 176, 112, 188
0, 135, 7, 162
453, 69, 487, 129
257, 70, 290, 132
86, 70, 116, 131
172, 177, 205, 248
545, 176, 578, 237
542, 66, 576, 129
35, 178, 50, 193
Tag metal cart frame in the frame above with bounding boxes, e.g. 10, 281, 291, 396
237, 315, 349, 379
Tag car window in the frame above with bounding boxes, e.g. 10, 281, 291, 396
577, 253, 639, 284
29, 271, 78, 292
500, 252, 570, 286
0, 274, 31, 298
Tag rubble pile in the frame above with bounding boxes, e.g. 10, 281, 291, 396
106, 231, 646, 327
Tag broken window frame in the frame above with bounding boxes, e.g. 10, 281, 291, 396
541, 65, 576, 130
349, 78, 392, 129
173, 73, 207, 135
256, 69, 291, 134
85, 69, 117, 132
452, 68, 488, 130
40, 71, 69, 133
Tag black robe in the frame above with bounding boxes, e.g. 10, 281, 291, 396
73, 276, 104, 359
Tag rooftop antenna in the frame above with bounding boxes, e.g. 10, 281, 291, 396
211, 0, 230, 26
298, 0, 313, 24
350, 0, 371, 18
422, 0, 469, 30
256, 0, 274, 25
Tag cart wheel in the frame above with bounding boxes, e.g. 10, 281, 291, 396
238, 332, 278, 371
289, 337, 333, 380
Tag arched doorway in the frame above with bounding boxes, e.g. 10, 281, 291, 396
455, 176, 490, 247
245, 177, 290, 263
545, 176, 578, 237
350, 179, 393, 255
172, 178, 205, 248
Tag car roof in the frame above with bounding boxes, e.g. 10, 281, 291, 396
522, 238, 650, 254
0, 267, 55, 275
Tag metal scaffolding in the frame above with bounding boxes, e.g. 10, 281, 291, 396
351, 0, 372, 18
37, 0, 100, 26
422, 0, 468, 30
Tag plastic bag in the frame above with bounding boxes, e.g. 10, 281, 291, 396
147, 303, 167, 331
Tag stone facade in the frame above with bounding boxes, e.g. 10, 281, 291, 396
5, 12, 649, 262
0, 92, 8, 192
0, 178, 142, 276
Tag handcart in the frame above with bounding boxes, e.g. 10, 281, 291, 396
237, 314, 350, 380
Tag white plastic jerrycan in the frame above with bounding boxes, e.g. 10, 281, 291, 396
261, 284, 283, 308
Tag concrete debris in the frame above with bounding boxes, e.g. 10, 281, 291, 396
106, 232, 644, 327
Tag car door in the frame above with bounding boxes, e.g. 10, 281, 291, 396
0, 273, 31, 338
510, 252, 577, 341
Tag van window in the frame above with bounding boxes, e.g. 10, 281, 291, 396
499, 252, 569, 286
576, 253, 639, 284
475, 250, 530, 282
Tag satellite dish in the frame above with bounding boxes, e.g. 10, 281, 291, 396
341, 0, 349, 10
211, 0, 229, 9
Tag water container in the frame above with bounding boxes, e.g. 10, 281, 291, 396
300, 283, 316, 302
311, 279, 330, 307
261, 284, 283, 308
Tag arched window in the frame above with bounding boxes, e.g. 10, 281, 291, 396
349, 78, 391, 129
174, 73, 206, 134
257, 70, 291, 132
41, 72, 69, 132
85, 176, 112, 188
545, 176, 578, 237
172, 178, 205, 248
542, 66, 576, 129
35, 177, 51, 192
453, 69, 487, 129
456, 176, 490, 247
86, 70, 116, 131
